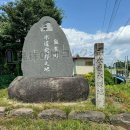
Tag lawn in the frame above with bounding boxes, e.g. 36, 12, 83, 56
0, 83, 130, 130
0, 117, 118, 130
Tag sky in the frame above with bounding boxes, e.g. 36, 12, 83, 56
0, 0, 130, 65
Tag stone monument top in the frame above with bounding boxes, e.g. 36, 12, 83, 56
22, 16, 74, 78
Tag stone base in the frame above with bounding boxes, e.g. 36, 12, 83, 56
8, 76, 89, 103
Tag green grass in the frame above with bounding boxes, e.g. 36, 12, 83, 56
1, 84, 130, 115
0, 84, 130, 129
0, 117, 116, 130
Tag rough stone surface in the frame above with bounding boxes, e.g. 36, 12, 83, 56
10, 108, 33, 117
0, 126, 7, 130
110, 113, 130, 130
38, 109, 66, 120
94, 43, 105, 109
22, 16, 73, 78
107, 125, 126, 130
0, 107, 6, 117
116, 126, 127, 130
69, 111, 105, 122
8, 76, 89, 102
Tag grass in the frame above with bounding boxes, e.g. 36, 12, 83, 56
0, 84, 130, 129
0, 117, 119, 130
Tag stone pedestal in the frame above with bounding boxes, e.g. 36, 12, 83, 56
8, 76, 89, 103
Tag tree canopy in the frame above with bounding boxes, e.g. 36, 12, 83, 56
0, 0, 63, 49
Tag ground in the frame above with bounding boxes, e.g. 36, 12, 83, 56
0, 84, 130, 130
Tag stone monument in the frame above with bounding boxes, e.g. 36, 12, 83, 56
22, 16, 73, 77
8, 16, 89, 102
94, 43, 105, 108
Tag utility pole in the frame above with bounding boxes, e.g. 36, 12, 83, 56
115, 60, 117, 75
124, 56, 129, 78
125, 56, 127, 78
125, 56, 128, 78
127, 56, 129, 78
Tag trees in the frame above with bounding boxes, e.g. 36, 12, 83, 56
0, 0, 63, 78
0, 0, 63, 47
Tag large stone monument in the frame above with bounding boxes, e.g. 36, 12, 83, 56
22, 16, 73, 77
8, 16, 89, 102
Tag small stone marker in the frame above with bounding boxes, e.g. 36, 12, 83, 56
94, 43, 105, 108
22, 16, 73, 78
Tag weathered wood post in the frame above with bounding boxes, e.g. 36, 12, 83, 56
94, 43, 105, 109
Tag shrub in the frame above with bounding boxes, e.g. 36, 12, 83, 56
84, 72, 95, 86
0, 74, 16, 88
104, 69, 114, 85
84, 69, 114, 86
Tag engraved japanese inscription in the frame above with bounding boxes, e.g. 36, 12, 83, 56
22, 16, 74, 77
94, 43, 105, 108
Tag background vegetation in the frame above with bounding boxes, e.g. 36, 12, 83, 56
0, 0, 63, 46
84, 69, 114, 86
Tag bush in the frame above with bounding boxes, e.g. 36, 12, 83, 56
84, 72, 95, 86
104, 69, 114, 85
0, 74, 16, 88
84, 69, 114, 86
0, 62, 22, 88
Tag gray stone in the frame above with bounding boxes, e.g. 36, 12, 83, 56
0, 107, 6, 117
116, 126, 127, 130
0, 126, 7, 130
10, 108, 33, 117
22, 16, 73, 78
38, 109, 66, 120
69, 111, 105, 122
94, 43, 105, 109
8, 76, 89, 102
110, 113, 130, 130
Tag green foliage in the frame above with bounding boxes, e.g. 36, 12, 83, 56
84, 69, 114, 86
0, 88, 7, 98
63, 107, 72, 117
0, 0, 63, 48
0, 117, 113, 130
113, 60, 130, 71
0, 62, 22, 75
0, 21, 11, 35
106, 84, 130, 104
84, 72, 95, 86
114, 60, 125, 69
104, 69, 114, 85
0, 62, 22, 87
0, 74, 16, 88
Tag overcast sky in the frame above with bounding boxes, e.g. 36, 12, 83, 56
1, 0, 130, 65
